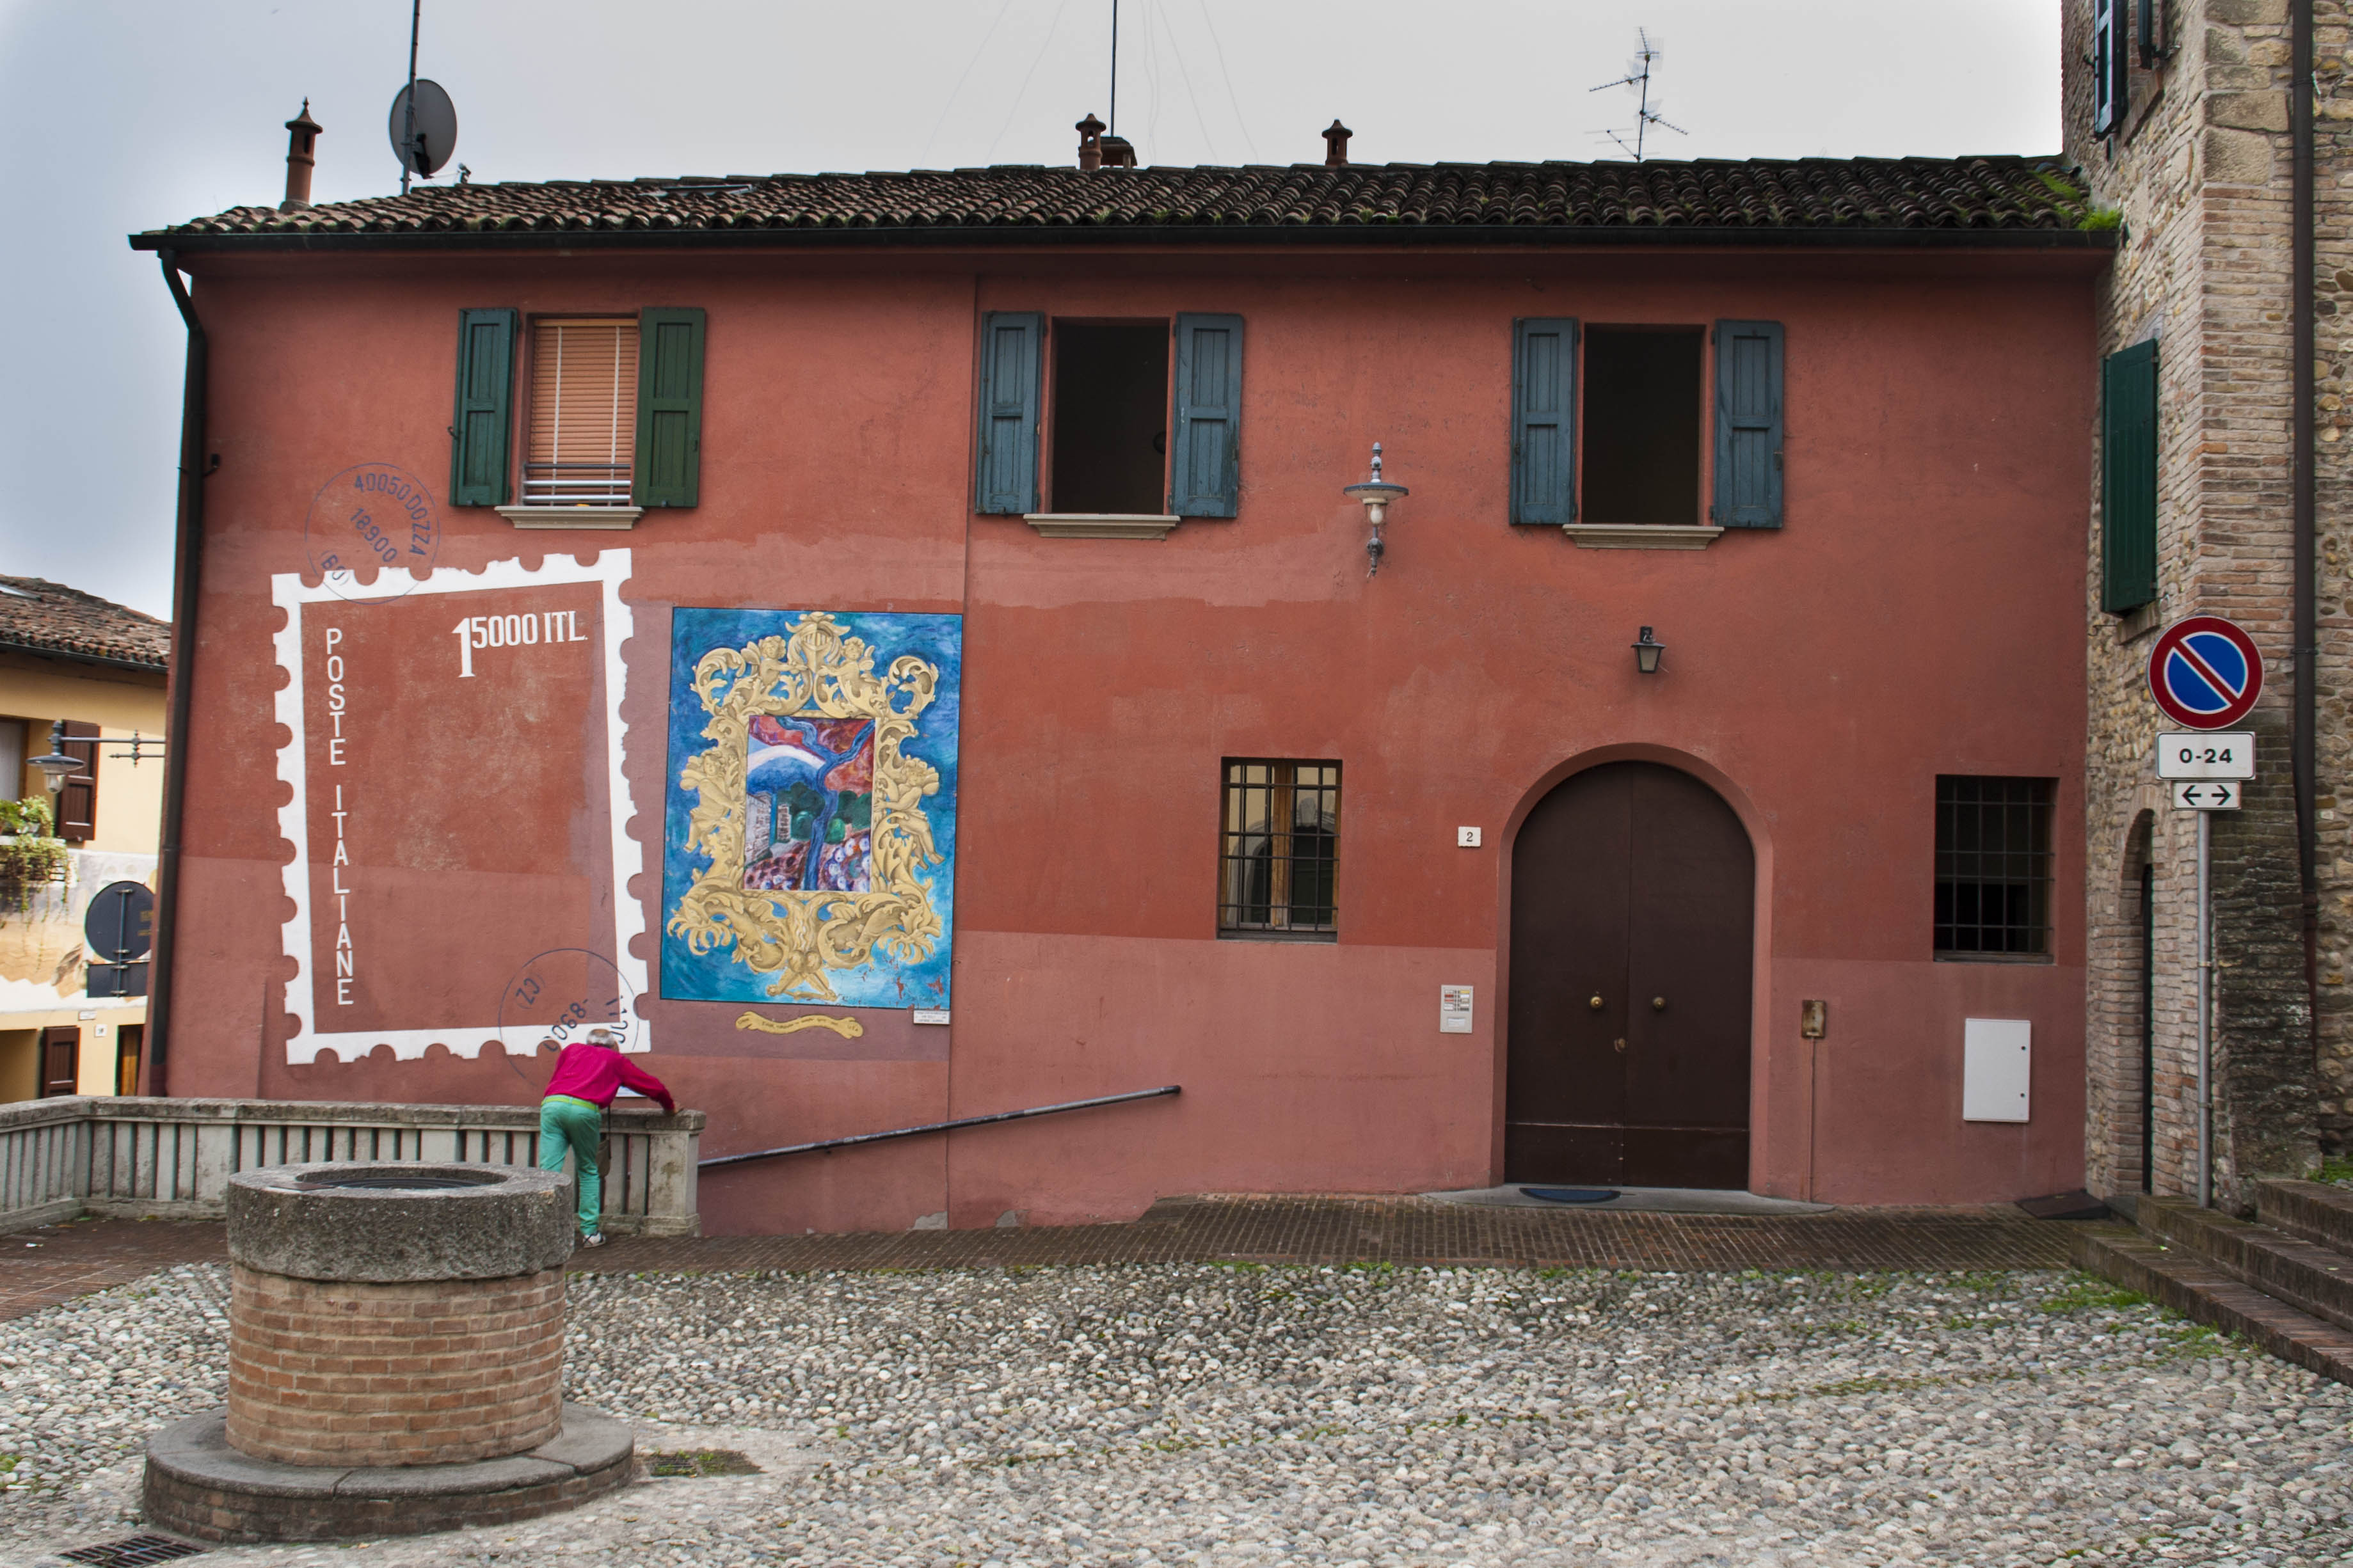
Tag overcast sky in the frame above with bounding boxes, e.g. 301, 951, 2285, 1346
0, 0, 2059, 620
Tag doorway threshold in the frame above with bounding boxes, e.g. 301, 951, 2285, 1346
1424, 1185, 1833, 1217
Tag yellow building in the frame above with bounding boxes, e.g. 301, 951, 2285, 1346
0, 576, 169, 1102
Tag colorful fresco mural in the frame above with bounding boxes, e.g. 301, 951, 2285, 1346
662, 608, 960, 1010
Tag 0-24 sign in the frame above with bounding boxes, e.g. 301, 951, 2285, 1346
2156, 731, 2255, 780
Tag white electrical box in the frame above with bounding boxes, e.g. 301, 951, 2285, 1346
1962, 1018, 2031, 1123
1440, 986, 1474, 1034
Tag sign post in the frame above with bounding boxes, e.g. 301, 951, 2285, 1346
2148, 615, 2266, 1208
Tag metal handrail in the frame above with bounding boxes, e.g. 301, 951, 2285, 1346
698, 1084, 1181, 1169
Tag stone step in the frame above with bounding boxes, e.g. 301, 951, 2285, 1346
2071, 1225, 2353, 1388
2135, 1196, 2353, 1336
2256, 1180, 2353, 1256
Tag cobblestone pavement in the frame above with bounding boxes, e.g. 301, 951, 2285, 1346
7, 1261, 2352, 1567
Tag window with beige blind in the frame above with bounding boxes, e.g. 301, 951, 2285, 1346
526, 319, 640, 506
449, 306, 705, 515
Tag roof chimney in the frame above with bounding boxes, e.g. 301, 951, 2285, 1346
1323, 120, 1352, 168
1077, 113, 1105, 171
281, 99, 323, 213
1098, 134, 1137, 168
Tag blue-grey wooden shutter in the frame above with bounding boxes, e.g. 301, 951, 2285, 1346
449, 308, 517, 507
975, 312, 1042, 514
2093, 0, 2122, 134
634, 307, 705, 508
1712, 320, 1784, 529
1171, 313, 1243, 517
1511, 318, 1577, 525
2102, 338, 2159, 612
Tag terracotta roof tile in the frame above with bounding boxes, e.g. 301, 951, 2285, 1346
141, 156, 2096, 244
0, 576, 171, 670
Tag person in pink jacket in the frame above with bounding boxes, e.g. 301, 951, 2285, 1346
536, 1027, 677, 1247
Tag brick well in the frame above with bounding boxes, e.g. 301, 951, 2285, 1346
225, 1261, 566, 1466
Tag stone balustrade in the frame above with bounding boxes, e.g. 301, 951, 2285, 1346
0, 1095, 702, 1236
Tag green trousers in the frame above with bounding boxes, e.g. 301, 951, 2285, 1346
538, 1095, 604, 1233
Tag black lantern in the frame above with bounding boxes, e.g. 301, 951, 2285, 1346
1631, 626, 1665, 675
29, 720, 82, 792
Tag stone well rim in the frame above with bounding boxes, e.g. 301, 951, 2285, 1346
227, 1159, 575, 1282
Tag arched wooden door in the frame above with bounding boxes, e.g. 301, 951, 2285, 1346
1506, 762, 1754, 1188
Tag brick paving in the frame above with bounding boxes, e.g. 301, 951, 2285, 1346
0, 1196, 2077, 1322
0, 1216, 227, 1322
577, 1194, 2076, 1274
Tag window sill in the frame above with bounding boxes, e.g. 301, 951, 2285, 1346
1933, 951, 2057, 965
1023, 513, 1183, 540
497, 505, 644, 530
1563, 524, 1725, 551
2116, 600, 2163, 643
1218, 928, 1338, 944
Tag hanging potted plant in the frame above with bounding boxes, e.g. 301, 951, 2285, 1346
0, 796, 71, 917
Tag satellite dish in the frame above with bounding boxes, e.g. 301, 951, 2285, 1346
388, 79, 458, 177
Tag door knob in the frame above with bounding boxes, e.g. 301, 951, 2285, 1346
1613, 1037, 1627, 1053
1589, 995, 1604, 1010
1652, 997, 1666, 1011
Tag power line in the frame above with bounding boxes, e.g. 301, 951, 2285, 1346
985, 0, 1074, 164
1156, 0, 1218, 163
921, 0, 1020, 168
1191, 0, 1259, 164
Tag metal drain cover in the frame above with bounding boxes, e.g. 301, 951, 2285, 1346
647, 1448, 762, 1477
57, 1535, 207, 1566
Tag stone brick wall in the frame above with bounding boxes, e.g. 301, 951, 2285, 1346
225, 1262, 565, 1466
2070, 0, 2335, 1209
2309, 0, 2353, 1155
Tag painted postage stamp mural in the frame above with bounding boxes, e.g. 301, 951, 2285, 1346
662, 608, 961, 1010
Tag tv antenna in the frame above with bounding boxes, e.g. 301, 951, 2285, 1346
1590, 29, 1685, 162
1109, 0, 1119, 136
389, 0, 458, 191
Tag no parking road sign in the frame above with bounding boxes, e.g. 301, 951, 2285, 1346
2148, 615, 2265, 730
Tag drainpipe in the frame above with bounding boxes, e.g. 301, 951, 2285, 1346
146, 250, 210, 1097
2293, 1, 2319, 1064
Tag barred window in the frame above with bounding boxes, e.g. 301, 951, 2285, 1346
1935, 776, 2056, 958
1219, 760, 1339, 940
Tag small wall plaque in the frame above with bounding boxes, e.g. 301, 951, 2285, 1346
912, 1010, 952, 1026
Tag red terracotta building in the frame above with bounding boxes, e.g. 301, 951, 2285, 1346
130, 132, 2112, 1233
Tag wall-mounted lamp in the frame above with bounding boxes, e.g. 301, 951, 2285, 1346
29, 720, 83, 794
1631, 626, 1666, 675
1344, 441, 1409, 578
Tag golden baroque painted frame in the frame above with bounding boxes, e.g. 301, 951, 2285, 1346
665, 612, 942, 1001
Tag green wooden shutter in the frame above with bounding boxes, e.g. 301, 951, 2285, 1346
449, 308, 517, 507
1171, 313, 1244, 517
2102, 338, 2159, 612
1511, 318, 1578, 525
1712, 320, 1784, 529
975, 313, 1043, 514
634, 307, 705, 508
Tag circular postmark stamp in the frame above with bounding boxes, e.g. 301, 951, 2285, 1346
497, 948, 641, 1083
305, 462, 441, 602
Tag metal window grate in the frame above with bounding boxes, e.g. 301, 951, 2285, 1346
1219, 759, 1340, 939
1934, 775, 2056, 957
58, 1537, 209, 1566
